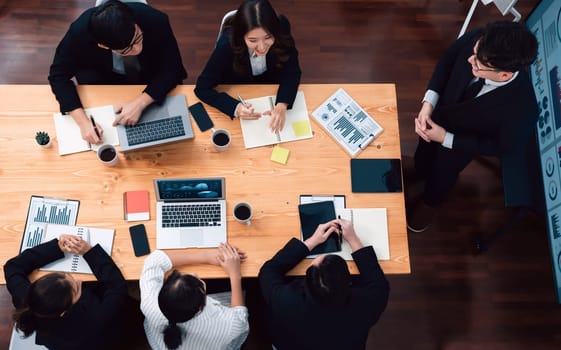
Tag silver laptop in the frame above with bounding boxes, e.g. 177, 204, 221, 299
154, 177, 227, 249
117, 94, 194, 152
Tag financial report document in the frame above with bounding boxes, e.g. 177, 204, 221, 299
312, 88, 383, 157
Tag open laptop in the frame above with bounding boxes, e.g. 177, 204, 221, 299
117, 94, 194, 152
154, 177, 227, 249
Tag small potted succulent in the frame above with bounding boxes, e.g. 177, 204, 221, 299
35, 131, 52, 148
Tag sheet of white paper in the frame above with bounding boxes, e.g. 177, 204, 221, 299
53, 105, 119, 155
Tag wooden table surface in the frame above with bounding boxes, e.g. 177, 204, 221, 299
0, 83, 410, 282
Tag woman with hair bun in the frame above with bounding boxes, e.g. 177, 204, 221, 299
140, 243, 249, 350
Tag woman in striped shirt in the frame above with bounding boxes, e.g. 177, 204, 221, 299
140, 243, 249, 350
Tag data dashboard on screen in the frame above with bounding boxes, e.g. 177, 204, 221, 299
527, 0, 561, 303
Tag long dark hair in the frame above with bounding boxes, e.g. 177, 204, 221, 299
158, 270, 206, 350
13, 273, 74, 337
229, 0, 295, 74
305, 255, 352, 305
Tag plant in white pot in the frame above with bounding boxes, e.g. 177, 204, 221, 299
35, 131, 52, 148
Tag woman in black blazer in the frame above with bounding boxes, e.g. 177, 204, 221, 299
195, 0, 301, 133
4, 235, 140, 350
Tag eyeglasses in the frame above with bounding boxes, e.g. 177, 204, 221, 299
471, 53, 498, 72
115, 27, 143, 55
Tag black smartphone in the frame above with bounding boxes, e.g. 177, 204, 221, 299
189, 102, 214, 132
129, 224, 150, 257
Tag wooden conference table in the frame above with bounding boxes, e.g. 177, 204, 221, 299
0, 83, 410, 282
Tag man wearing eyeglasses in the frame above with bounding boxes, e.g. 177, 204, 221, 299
406, 21, 539, 232
48, 0, 187, 145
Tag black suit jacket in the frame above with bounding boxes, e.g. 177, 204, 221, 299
4, 239, 128, 350
427, 29, 538, 157
258, 238, 390, 350
194, 16, 301, 118
48, 3, 187, 113
423, 29, 539, 206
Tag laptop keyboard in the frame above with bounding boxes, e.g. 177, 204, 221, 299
162, 203, 223, 227
125, 116, 185, 146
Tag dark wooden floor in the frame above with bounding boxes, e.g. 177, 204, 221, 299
2, 0, 561, 349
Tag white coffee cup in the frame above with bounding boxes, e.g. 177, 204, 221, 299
96, 144, 118, 166
211, 128, 231, 152
233, 202, 252, 226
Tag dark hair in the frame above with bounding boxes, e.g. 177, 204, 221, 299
476, 21, 538, 72
229, 0, 295, 74
13, 273, 74, 337
158, 270, 206, 350
88, 0, 136, 50
305, 255, 352, 305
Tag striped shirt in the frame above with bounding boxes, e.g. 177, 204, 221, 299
140, 250, 249, 350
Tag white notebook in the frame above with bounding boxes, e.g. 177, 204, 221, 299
335, 208, 389, 261
240, 91, 312, 148
53, 105, 119, 155
40, 224, 115, 274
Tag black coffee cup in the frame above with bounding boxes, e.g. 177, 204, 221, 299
212, 129, 230, 151
233, 202, 252, 226
96, 144, 118, 166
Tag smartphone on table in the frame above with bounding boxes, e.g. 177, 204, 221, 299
129, 224, 150, 257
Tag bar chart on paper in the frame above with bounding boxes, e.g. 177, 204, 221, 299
312, 88, 383, 157
20, 196, 80, 252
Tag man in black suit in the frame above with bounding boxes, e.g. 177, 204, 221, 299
258, 219, 390, 350
48, 0, 186, 145
407, 21, 539, 232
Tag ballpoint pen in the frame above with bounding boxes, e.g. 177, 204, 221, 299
238, 94, 248, 108
337, 215, 343, 245
90, 115, 101, 139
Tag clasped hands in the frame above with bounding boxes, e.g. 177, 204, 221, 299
415, 101, 446, 144
58, 234, 92, 255
236, 101, 287, 133
208, 243, 247, 279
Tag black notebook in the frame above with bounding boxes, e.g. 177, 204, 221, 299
350, 158, 403, 193
298, 201, 341, 255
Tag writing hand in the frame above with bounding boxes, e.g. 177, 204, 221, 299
70, 108, 103, 144
236, 102, 261, 120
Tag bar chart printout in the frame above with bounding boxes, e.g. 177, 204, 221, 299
21, 196, 80, 252
312, 88, 384, 157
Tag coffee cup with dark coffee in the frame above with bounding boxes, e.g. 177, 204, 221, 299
233, 202, 252, 226
96, 144, 118, 166
211, 128, 231, 152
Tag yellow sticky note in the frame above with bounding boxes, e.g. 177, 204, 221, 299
270, 145, 290, 165
292, 120, 311, 137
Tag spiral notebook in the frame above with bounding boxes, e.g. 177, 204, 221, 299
39, 224, 115, 274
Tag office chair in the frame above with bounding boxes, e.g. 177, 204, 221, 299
217, 10, 237, 42
95, 0, 147, 6
458, 0, 521, 38
473, 132, 544, 254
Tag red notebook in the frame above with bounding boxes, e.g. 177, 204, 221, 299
123, 190, 150, 221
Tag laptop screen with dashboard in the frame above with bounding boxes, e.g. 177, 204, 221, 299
154, 178, 225, 202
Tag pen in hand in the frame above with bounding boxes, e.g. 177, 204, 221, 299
90, 115, 101, 140
238, 94, 248, 108
337, 215, 343, 245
